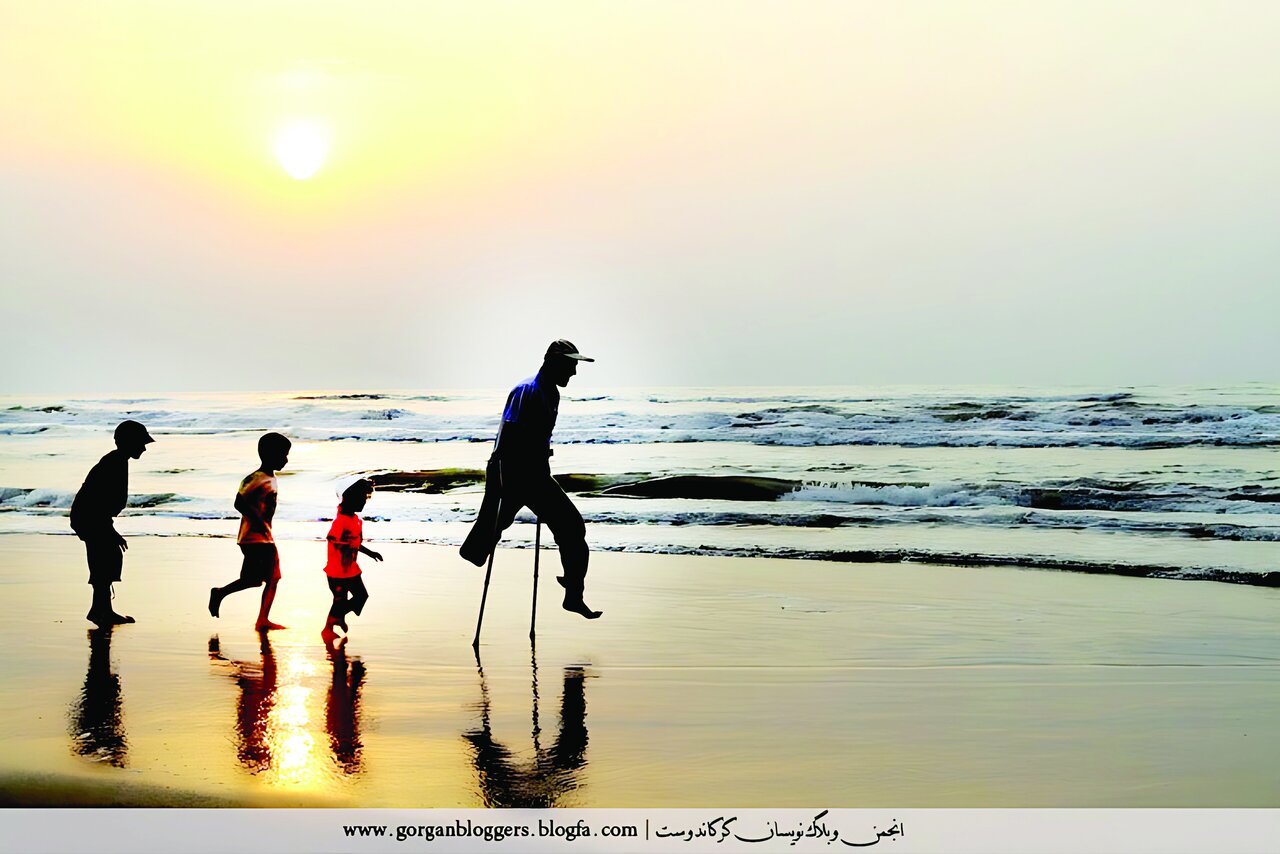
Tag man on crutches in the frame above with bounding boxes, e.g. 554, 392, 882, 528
461, 339, 603, 632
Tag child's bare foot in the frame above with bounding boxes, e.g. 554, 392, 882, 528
255, 621, 286, 631
321, 625, 339, 644
208, 588, 221, 618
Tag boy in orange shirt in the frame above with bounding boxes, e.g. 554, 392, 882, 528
322, 477, 383, 644
209, 432, 290, 631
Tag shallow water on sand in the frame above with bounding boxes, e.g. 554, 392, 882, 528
3, 535, 1279, 807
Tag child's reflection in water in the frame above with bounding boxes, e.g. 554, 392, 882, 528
68, 626, 128, 768
325, 637, 365, 775
209, 633, 278, 773
209, 633, 367, 780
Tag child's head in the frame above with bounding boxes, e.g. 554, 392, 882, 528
258, 432, 291, 470
339, 477, 374, 514
114, 420, 155, 459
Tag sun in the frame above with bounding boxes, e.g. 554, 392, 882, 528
273, 121, 330, 180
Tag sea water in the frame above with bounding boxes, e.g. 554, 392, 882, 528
1, 384, 1277, 584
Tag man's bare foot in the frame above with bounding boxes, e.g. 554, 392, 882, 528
255, 621, 286, 631
561, 597, 602, 619
109, 612, 135, 625
208, 588, 221, 618
86, 611, 111, 627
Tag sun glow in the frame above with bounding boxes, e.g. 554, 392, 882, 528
273, 121, 330, 180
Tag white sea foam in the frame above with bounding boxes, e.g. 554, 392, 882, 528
1, 391, 1276, 448
0, 488, 74, 508
783, 482, 1004, 507
2, 386, 1278, 582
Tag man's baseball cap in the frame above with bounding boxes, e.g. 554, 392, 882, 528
545, 339, 594, 362
114, 420, 155, 445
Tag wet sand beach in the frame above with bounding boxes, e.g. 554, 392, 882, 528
1, 534, 1278, 808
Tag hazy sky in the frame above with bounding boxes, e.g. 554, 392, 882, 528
2, 1, 1277, 393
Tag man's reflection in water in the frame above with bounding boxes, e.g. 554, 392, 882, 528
463, 649, 591, 807
208, 633, 277, 773
68, 627, 127, 767
326, 639, 365, 775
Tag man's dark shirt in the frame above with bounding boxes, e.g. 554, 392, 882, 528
492, 371, 559, 466
70, 450, 128, 541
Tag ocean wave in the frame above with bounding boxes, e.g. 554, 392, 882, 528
353, 467, 1280, 516
359, 409, 411, 420
786, 482, 999, 507
294, 393, 393, 400
1078, 392, 1136, 403
0, 488, 75, 509
0, 488, 182, 510
3, 389, 1277, 449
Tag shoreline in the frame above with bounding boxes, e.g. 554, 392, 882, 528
4, 528, 1278, 590
0, 534, 1277, 807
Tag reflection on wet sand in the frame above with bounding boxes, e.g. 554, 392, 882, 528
326, 640, 365, 775
209, 633, 366, 786
209, 633, 278, 773
68, 627, 127, 767
464, 647, 591, 807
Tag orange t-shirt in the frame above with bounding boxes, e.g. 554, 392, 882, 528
325, 509, 363, 578
236, 471, 278, 544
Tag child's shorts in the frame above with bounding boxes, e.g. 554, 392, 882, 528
326, 574, 369, 617
327, 574, 368, 598
84, 539, 123, 586
238, 543, 281, 584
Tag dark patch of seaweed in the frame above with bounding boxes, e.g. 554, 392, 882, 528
601, 475, 799, 501
367, 469, 643, 495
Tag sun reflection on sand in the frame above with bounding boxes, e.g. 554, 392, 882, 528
209, 634, 359, 791
267, 654, 322, 787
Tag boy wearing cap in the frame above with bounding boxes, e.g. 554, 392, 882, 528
71, 419, 155, 626
208, 432, 290, 631
459, 339, 602, 619
322, 477, 383, 644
